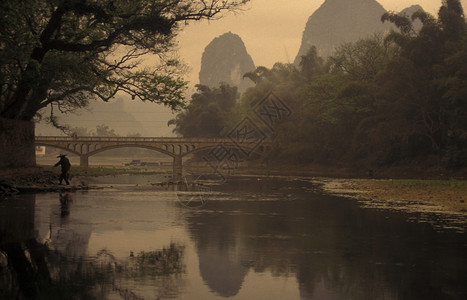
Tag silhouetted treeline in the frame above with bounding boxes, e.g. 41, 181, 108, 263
171, 1, 467, 170
169, 84, 238, 138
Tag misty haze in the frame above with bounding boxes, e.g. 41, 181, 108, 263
1, 0, 466, 299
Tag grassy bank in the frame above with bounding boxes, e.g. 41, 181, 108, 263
380, 179, 467, 191
342, 178, 467, 214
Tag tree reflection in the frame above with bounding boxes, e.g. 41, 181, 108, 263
125, 244, 185, 278
185, 177, 467, 299
1, 240, 185, 299
41, 243, 185, 299
0, 194, 185, 299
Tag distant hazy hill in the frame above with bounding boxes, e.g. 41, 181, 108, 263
294, 0, 390, 63
294, 1, 427, 64
35, 97, 147, 136
199, 32, 255, 93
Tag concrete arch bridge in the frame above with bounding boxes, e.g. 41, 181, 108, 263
35, 136, 268, 181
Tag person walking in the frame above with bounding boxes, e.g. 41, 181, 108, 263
54, 154, 71, 185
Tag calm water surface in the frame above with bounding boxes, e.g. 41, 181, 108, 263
1, 176, 466, 299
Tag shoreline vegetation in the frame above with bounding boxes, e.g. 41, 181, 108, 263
1, 164, 465, 219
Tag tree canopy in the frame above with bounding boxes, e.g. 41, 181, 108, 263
169, 84, 238, 138
0, 0, 249, 122
172, 0, 467, 170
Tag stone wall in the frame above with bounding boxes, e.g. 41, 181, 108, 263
0, 118, 36, 168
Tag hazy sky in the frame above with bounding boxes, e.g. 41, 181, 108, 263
177, 0, 467, 86
141, 0, 467, 137
40, 0, 467, 137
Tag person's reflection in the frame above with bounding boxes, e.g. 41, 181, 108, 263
47, 193, 91, 259
59, 193, 72, 218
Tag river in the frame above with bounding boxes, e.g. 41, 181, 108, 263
1, 175, 466, 299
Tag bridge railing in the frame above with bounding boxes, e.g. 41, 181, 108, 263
35, 136, 234, 143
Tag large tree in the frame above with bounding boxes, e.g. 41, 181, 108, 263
0, 0, 248, 167
235, 0, 466, 170
378, 0, 467, 166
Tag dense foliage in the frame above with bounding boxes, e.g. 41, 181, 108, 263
173, 0, 467, 169
169, 84, 238, 138
0, 0, 249, 123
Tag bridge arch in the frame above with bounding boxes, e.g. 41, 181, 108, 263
35, 142, 81, 157
86, 144, 176, 158
35, 137, 270, 181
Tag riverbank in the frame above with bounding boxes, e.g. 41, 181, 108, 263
2, 166, 466, 217
246, 162, 467, 214
0, 165, 174, 197
260, 162, 467, 180
315, 177, 467, 216
0, 167, 92, 196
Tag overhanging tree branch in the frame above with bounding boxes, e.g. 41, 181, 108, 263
0, 0, 250, 122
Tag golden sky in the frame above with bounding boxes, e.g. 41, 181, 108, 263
176, 0, 467, 87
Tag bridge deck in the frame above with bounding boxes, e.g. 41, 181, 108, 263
35, 136, 270, 180
35, 136, 232, 143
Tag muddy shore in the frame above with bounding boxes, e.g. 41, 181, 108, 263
314, 178, 466, 226
0, 167, 91, 196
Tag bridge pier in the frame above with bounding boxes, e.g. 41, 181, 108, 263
80, 155, 89, 167
35, 137, 269, 177
172, 155, 182, 182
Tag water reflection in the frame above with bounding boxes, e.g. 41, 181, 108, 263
59, 193, 72, 218
0, 193, 185, 299
0, 177, 466, 299
186, 177, 467, 300
0, 194, 42, 299
193, 212, 249, 297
